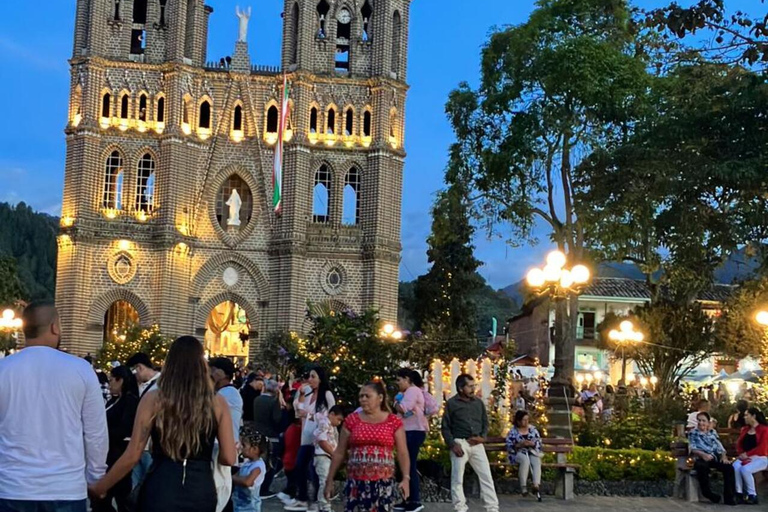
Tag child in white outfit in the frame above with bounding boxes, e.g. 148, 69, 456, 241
313, 405, 345, 512
233, 427, 267, 512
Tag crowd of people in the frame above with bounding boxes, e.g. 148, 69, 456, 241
3, 301, 768, 512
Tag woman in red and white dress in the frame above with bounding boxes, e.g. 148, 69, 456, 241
325, 381, 410, 512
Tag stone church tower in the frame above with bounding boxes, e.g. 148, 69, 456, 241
57, 0, 409, 358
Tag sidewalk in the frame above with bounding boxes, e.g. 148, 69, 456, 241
263, 495, 744, 511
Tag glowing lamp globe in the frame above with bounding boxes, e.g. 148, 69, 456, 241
559, 269, 574, 289
756, 310, 768, 326
608, 329, 620, 341
526, 268, 546, 288
571, 265, 590, 284
1, 309, 13, 322
543, 264, 561, 283
620, 320, 634, 332
382, 323, 395, 335
546, 250, 567, 269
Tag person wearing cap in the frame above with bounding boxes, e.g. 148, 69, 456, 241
126, 352, 160, 399
210, 357, 244, 443
126, 352, 161, 489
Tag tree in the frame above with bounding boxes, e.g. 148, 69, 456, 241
445, 0, 650, 384
575, 63, 768, 303
0, 256, 24, 355
411, 182, 483, 363
715, 275, 768, 359
645, 0, 768, 68
95, 324, 172, 370
597, 302, 720, 396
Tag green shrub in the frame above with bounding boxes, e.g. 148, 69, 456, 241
569, 447, 676, 482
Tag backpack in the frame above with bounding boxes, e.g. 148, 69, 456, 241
423, 389, 440, 417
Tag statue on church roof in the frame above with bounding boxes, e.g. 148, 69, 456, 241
226, 189, 243, 226
235, 5, 252, 43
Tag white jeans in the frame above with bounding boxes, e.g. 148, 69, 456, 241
314, 455, 332, 511
733, 456, 768, 496
449, 439, 499, 512
515, 451, 542, 490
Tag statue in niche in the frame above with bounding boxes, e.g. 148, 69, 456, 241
235, 6, 252, 43
318, 15, 327, 38
226, 189, 243, 226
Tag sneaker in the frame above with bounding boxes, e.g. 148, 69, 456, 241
261, 492, 277, 500
284, 500, 309, 511
307, 504, 319, 512
746, 495, 759, 505
405, 503, 424, 512
394, 503, 407, 511
277, 493, 293, 505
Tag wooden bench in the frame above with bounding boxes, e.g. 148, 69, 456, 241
485, 437, 579, 500
672, 428, 768, 501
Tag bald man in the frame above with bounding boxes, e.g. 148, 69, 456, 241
0, 301, 108, 512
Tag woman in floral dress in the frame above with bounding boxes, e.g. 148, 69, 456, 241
505, 410, 543, 500
325, 381, 411, 512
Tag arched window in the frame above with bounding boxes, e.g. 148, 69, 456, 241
392, 11, 401, 75
138, 94, 148, 121
136, 153, 156, 213
159, 0, 168, 26
266, 105, 279, 133
344, 108, 354, 137
317, 0, 330, 38
326, 108, 336, 135
102, 92, 112, 118
343, 167, 361, 225
103, 300, 140, 342
199, 101, 212, 129
335, 8, 351, 72
103, 150, 124, 210
233, 105, 243, 131
120, 94, 129, 119
291, 2, 300, 64
309, 107, 318, 133
156, 96, 165, 123
313, 165, 331, 223
361, 0, 372, 41
113, 0, 121, 20
390, 110, 398, 139
72, 86, 82, 126
363, 110, 372, 137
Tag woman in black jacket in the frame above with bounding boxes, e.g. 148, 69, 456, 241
93, 365, 140, 512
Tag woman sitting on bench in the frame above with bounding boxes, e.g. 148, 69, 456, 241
689, 412, 737, 505
733, 407, 768, 505
505, 410, 542, 501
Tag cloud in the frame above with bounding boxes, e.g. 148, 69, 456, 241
0, 36, 67, 72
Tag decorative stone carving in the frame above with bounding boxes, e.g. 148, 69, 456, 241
320, 262, 347, 295
223, 266, 239, 287
108, 251, 137, 284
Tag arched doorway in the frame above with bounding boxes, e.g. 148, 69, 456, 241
205, 301, 250, 363
103, 300, 140, 342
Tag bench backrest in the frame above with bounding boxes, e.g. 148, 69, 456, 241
484, 436, 574, 454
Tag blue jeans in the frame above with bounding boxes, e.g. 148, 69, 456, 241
0, 500, 87, 512
131, 451, 153, 489
233, 486, 262, 512
295, 445, 317, 502
405, 430, 427, 504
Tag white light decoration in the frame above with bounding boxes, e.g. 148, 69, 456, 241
546, 250, 567, 269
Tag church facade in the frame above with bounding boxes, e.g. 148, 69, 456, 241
56, 0, 409, 358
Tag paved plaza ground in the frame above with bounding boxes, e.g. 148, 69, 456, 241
263, 495, 749, 512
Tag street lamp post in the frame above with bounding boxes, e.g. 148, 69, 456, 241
0, 309, 23, 355
526, 250, 591, 384
608, 320, 644, 386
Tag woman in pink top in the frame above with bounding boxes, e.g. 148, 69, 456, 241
393, 369, 428, 512
325, 381, 410, 512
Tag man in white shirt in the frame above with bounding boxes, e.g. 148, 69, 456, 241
126, 352, 161, 488
0, 301, 108, 512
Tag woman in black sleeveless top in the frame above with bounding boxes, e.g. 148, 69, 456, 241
90, 336, 237, 512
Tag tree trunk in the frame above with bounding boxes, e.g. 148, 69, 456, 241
551, 297, 576, 387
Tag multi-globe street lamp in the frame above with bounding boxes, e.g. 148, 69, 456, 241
608, 320, 644, 386
0, 309, 23, 355
380, 322, 403, 341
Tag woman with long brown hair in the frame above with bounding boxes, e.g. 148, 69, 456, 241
89, 336, 237, 511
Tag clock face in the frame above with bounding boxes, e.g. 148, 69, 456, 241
337, 9, 351, 24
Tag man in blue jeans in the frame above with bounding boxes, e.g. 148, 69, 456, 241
0, 301, 108, 512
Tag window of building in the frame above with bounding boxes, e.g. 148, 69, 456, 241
342, 167, 360, 225
391, 11, 401, 75
361, 0, 372, 41
103, 150, 124, 210
133, 0, 147, 24
182, 97, 190, 125
159, 0, 168, 26
131, 29, 146, 55
120, 94, 129, 119
266, 105, 279, 133
335, 8, 351, 72
156, 96, 165, 123
363, 110, 371, 137
326, 108, 335, 135
102, 92, 112, 118
113, 0, 121, 21
309, 107, 318, 133
290, 2, 300, 64
344, 108, 354, 136
313, 165, 331, 223
578, 311, 597, 340
317, 0, 330, 38
136, 153, 156, 213
233, 105, 243, 131
138, 94, 148, 121
199, 101, 212, 129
